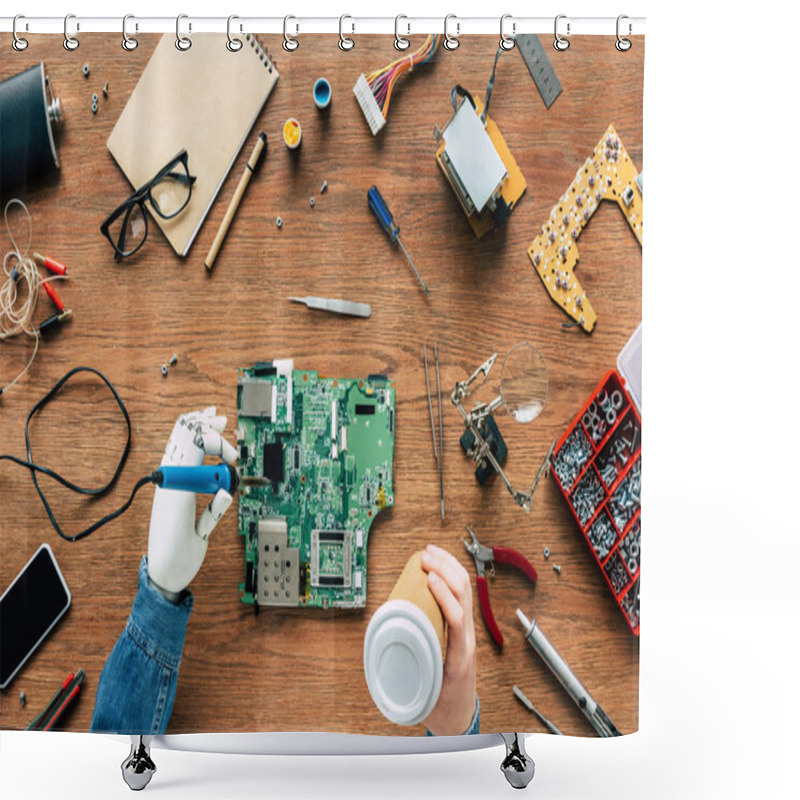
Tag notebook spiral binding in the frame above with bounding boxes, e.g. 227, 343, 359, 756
244, 31, 276, 74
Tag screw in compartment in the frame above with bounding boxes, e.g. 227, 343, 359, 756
552, 564, 562, 575
82, 63, 90, 77
19, 691, 26, 708
309, 196, 315, 208
169, 353, 178, 366
543, 547, 550, 560
320, 180, 328, 194
103, 81, 109, 98
276, 217, 283, 229
161, 364, 168, 377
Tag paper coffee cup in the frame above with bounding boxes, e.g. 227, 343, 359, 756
364, 551, 445, 726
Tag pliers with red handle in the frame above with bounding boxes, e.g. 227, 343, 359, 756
462, 526, 537, 649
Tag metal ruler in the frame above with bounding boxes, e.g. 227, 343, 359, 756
516, 34, 562, 109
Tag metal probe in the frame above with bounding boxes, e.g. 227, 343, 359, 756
288, 296, 371, 318
367, 185, 430, 296
434, 342, 444, 522
516, 609, 620, 738
512, 685, 563, 735
424, 345, 439, 462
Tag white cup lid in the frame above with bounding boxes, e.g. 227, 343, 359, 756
363, 599, 443, 727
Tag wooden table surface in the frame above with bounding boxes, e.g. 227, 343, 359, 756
0, 33, 643, 737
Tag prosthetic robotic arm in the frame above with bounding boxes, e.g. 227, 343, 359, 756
148, 406, 238, 597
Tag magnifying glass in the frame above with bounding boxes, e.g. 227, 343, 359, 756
500, 342, 549, 424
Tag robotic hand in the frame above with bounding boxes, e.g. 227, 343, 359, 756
147, 407, 238, 598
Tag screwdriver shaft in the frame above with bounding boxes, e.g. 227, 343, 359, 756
396, 237, 430, 296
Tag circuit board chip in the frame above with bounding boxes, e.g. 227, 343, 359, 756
237, 360, 395, 609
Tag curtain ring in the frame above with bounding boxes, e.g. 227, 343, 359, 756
175, 14, 192, 51
12, 15, 28, 51
283, 15, 298, 51
616, 15, 632, 51
499, 14, 515, 50
63, 14, 79, 51
394, 15, 410, 51
339, 15, 354, 50
443, 14, 460, 51
227, 15, 243, 51
122, 14, 138, 51
553, 14, 570, 51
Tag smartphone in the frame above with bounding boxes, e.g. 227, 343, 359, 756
0, 544, 71, 689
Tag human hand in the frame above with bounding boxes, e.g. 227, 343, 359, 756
420, 544, 477, 735
147, 407, 237, 596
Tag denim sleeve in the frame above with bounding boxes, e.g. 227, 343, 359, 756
90, 556, 193, 735
426, 695, 480, 736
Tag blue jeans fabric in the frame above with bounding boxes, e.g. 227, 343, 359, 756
90, 556, 479, 736
89, 556, 192, 734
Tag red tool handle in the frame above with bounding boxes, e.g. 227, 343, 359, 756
476, 575, 504, 649
493, 546, 538, 582
42, 280, 65, 312
42, 683, 81, 731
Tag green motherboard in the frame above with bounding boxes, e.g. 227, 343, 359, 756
236, 360, 395, 609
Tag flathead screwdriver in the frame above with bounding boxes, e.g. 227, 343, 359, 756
367, 185, 430, 296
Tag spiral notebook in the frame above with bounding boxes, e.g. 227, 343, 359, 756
107, 33, 278, 257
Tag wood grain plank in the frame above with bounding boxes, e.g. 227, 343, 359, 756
1, 33, 643, 737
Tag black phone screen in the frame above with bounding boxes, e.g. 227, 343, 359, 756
0, 546, 70, 688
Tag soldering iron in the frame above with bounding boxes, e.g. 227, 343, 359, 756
1, 367, 272, 543
152, 463, 239, 496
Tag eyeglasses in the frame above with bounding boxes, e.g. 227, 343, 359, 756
101, 149, 196, 260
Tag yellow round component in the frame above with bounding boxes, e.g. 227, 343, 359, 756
283, 117, 302, 150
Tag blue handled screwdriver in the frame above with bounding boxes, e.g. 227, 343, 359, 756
367, 185, 430, 296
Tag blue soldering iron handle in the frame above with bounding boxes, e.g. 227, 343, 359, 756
368, 185, 399, 243
155, 464, 237, 495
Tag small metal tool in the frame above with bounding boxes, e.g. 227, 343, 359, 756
529, 439, 556, 498
463, 527, 537, 648
289, 296, 371, 318
516, 609, 620, 737
512, 685, 563, 735
451, 352, 552, 512
367, 185, 429, 296
424, 345, 438, 464
434, 342, 444, 522
516, 34, 562, 109
423, 343, 445, 522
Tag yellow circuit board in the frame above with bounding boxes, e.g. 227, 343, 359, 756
436, 97, 526, 239
527, 125, 642, 332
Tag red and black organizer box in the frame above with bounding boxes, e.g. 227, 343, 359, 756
551, 370, 641, 635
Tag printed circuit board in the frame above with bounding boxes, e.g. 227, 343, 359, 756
527, 124, 643, 332
236, 360, 395, 609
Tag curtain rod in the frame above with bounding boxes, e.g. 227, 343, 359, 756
1, 15, 646, 37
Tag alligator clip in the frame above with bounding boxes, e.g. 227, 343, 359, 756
462, 525, 537, 649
